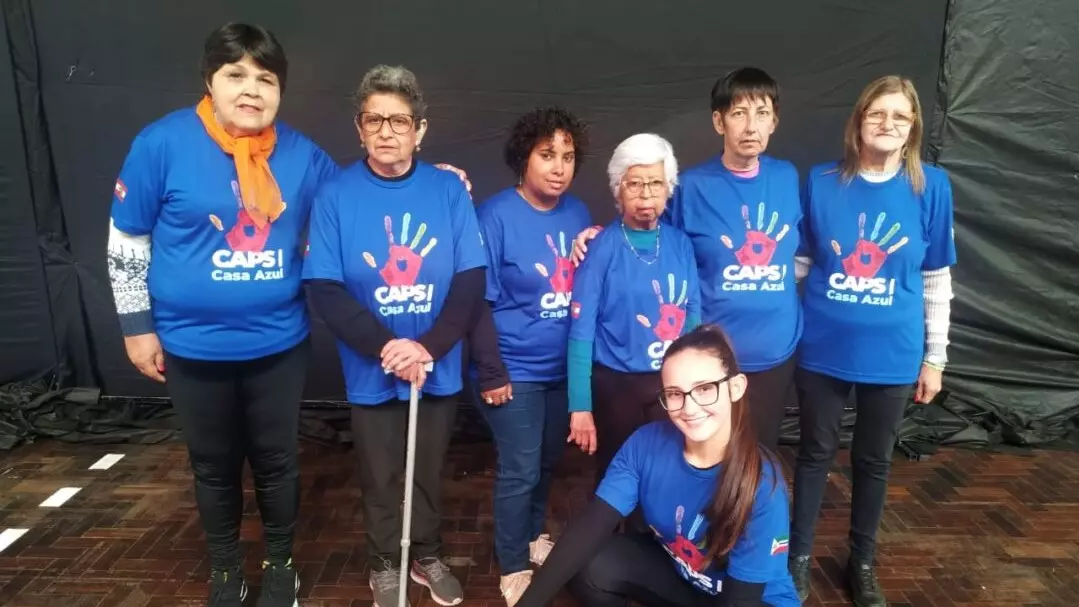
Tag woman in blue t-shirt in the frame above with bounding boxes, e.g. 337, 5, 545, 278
515, 324, 800, 607
106, 26, 470, 607
788, 75, 957, 606
571, 68, 803, 452
302, 64, 486, 607
466, 107, 593, 604
566, 133, 702, 485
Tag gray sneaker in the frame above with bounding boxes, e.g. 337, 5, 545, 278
369, 559, 410, 607
409, 557, 463, 606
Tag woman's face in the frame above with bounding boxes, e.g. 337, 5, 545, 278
713, 95, 777, 161
617, 162, 669, 227
207, 55, 281, 136
860, 92, 914, 156
660, 348, 746, 444
522, 130, 575, 198
357, 93, 427, 170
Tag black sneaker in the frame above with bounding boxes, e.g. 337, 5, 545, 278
258, 558, 300, 607
788, 554, 811, 602
207, 567, 247, 607
846, 560, 887, 607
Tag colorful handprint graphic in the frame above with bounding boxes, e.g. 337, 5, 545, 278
719, 202, 790, 266
533, 232, 575, 293
636, 273, 689, 342
362, 213, 438, 286
663, 505, 708, 572
207, 180, 285, 252
831, 212, 908, 278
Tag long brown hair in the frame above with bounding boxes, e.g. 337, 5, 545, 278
837, 75, 926, 195
661, 324, 780, 564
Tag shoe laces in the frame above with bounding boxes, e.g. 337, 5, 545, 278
415, 557, 449, 583
371, 557, 401, 591
261, 559, 294, 598
208, 568, 243, 605
854, 563, 882, 592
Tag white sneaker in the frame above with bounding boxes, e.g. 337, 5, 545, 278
500, 570, 533, 607
529, 534, 554, 566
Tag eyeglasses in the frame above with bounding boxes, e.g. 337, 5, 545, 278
357, 112, 416, 135
864, 109, 914, 128
621, 178, 668, 196
658, 374, 734, 412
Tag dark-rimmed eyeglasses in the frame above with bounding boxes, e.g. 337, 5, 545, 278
357, 112, 415, 135
658, 374, 734, 412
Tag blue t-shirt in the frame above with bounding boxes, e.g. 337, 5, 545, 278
109, 107, 338, 361
597, 422, 800, 606
476, 188, 593, 382
666, 155, 803, 372
302, 160, 487, 404
799, 162, 958, 384
569, 220, 701, 373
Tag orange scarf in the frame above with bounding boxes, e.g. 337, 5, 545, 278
196, 96, 283, 228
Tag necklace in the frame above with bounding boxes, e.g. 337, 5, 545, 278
621, 220, 660, 265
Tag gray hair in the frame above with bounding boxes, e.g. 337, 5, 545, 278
607, 133, 679, 199
354, 64, 427, 119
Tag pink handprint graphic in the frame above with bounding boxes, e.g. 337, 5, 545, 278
831, 212, 908, 278
719, 202, 790, 266
636, 273, 689, 342
664, 505, 709, 572
533, 232, 575, 293
361, 213, 438, 286
208, 180, 285, 252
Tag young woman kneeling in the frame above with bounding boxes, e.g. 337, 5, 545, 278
515, 324, 800, 607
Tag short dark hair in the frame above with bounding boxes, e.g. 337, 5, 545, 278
710, 67, 779, 117
201, 23, 288, 92
503, 106, 590, 180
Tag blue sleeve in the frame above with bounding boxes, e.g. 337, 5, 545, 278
567, 338, 594, 413
663, 184, 685, 229
477, 205, 503, 303
301, 184, 344, 282
796, 172, 815, 258
594, 427, 647, 516
450, 185, 487, 273
312, 145, 340, 188
922, 173, 958, 271
726, 462, 792, 584
110, 132, 166, 235
683, 236, 702, 333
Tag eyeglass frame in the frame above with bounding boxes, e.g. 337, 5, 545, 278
621, 177, 669, 196
657, 373, 737, 412
863, 109, 914, 128
355, 111, 417, 135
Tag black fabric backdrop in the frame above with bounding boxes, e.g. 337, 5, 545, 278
1, 0, 1076, 450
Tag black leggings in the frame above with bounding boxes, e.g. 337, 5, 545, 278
790, 367, 911, 563
743, 355, 797, 451
569, 532, 726, 607
164, 338, 309, 570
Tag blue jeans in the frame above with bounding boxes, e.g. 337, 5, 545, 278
475, 380, 569, 574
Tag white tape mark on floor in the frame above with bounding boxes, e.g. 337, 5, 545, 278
40, 487, 81, 508
0, 528, 28, 553
89, 453, 125, 470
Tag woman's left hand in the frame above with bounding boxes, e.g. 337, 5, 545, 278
914, 364, 943, 404
381, 339, 432, 373
434, 163, 472, 194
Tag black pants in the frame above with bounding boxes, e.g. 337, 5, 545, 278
164, 338, 309, 570
591, 363, 664, 485
570, 532, 723, 607
350, 394, 458, 570
790, 367, 911, 563
743, 355, 797, 451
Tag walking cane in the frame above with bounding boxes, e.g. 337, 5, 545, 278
391, 361, 433, 607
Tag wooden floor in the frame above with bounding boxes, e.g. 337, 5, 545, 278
1, 435, 1077, 606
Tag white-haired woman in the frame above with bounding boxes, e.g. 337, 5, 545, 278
303, 64, 485, 607
566, 133, 702, 484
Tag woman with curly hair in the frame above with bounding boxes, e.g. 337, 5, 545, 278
468, 106, 593, 605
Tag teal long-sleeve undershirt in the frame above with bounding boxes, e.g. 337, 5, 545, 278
568, 226, 700, 413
